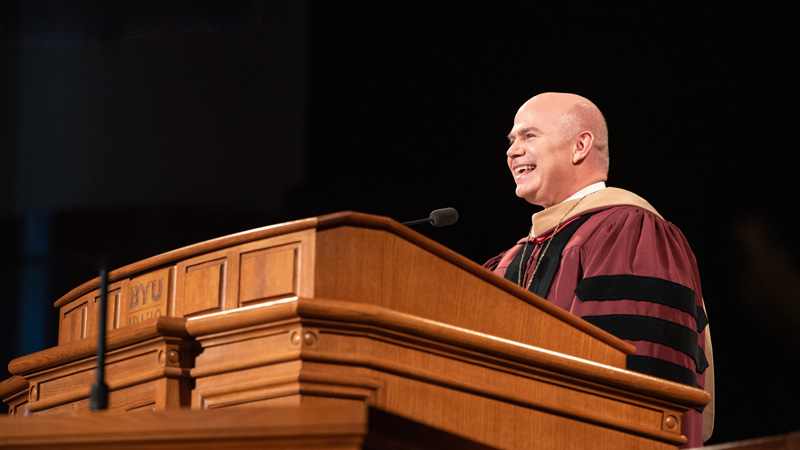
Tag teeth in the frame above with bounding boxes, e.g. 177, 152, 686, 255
515, 165, 535, 174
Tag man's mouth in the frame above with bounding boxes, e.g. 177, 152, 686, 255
514, 164, 536, 175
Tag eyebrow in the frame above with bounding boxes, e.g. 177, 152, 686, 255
507, 126, 541, 141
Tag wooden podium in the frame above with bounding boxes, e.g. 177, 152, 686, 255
0, 211, 708, 449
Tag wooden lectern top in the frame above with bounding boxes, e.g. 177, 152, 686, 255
51, 210, 632, 367
2, 211, 709, 449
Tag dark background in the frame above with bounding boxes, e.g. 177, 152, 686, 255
2, 1, 799, 445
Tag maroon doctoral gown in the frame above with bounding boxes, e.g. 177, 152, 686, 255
484, 188, 713, 448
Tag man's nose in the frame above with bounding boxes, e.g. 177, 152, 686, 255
507, 142, 523, 158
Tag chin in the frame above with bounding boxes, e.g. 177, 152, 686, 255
515, 186, 535, 201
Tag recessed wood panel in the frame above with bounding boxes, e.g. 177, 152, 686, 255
90, 286, 122, 333
59, 280, 126, 345
184, 258, 226, 317
239, 244, 298, 305
59, 299, 88, 345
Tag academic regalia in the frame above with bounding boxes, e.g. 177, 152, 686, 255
485, 187, 714, 448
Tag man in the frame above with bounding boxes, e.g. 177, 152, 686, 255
484, 92, 713, 448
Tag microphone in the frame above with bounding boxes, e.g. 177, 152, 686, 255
402, 207, 459, 227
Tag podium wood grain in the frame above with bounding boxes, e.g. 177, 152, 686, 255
1, 211, 709, 449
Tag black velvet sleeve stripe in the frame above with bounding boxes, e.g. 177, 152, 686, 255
627, 356, 706, 413
582, 314, 709, 373
696, 305, 708, 333
627, 355, 702, 389
575, 275, 707, 332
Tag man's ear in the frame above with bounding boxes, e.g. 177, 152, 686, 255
572, 131, 594, 164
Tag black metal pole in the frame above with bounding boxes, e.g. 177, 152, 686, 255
90, 268, 109, 411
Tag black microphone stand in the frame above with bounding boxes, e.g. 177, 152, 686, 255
90, 268, 109, 411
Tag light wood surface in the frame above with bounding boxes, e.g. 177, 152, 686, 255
1, 211, 710, 449
50, 211, 632, 362
0, 405, 368, 449
0, 404, 507, 450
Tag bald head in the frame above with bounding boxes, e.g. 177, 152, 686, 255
506, 92, 610, 207
519, 93, 609, 168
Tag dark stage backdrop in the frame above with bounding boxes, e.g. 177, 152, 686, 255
2, 1, 799, 445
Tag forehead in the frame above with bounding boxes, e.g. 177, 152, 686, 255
509, 102, 557, 135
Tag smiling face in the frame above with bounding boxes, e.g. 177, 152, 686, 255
506, 93, 608, 208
